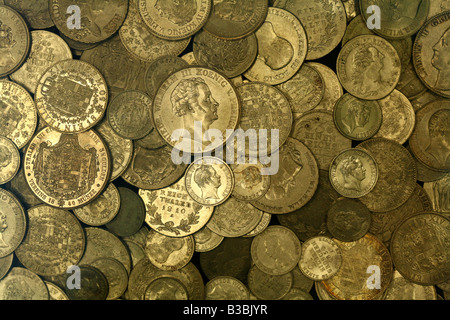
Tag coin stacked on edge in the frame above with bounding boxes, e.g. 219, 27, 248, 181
0, 0, 449, 302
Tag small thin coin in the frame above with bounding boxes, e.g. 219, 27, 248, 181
251, 225, 302, 276
193, 226, 224, 253
205, 276, 249, 300
0, 188, 26, 258
144, 230, 194, 271
90, 258, 129, 300
298, 236, 342, 281
0, 136, 20, 185
0, 267, 49, 300
247, 265, 293, 300
185, 156, 234, 207
327, 198, 372, 242
144, 276, 189, 300
329, 148, 378, 199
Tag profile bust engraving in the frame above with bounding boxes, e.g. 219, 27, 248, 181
351, 46, 385, 95
193, 164, 222, 200
341, 100, 371, 134
256, 22, 294, 70
426, 109, 450, 167
0, 20, 16, 68
432, 27, 450, 91
340, 155, 366, 192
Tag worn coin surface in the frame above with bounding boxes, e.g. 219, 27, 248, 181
0, 5, 30, 78
333, 93, 382, 141
357, 138, 417, 212
135, 128, 167, 150
0, 254, 13, 280
35, 59, 108, 133
185, 156, 234, 207
24, 127, 111, 209
10, 30, 72, 94
73, 183, 121, 226
230, 162, 270, 202
203, 0, 268, 39
0, 267, 49, 300
396, 60, 428, 99
91, 257, 129, 300
329, 148, 378, 199
327, 198, 372, 242
193, 30, 258, 79
409, 99, 450, 171
247, 265, 293, 300
0, 189, 26, 258
193, 226, 224, 253
244, 7, 307, 85
291, 110, 352, 171
423, 173, 450, 214
337, 35, 401, 100
6, 167, 42, 209
15, 205, 85, 277
4, 0, 53, 29
0, 136, 20, 185
144, 276, 189, 300
383, 270, 437, 300
63, 265, 109, 300
274, 0, 347, 60
391, 212, 450, 285
153, 66, 240, 154
322, 234, 393, 300
139, 178, 215, 238
251, 225, 302, 276
205, 276, 249, 300
50, 0, 129, 44
139, 0, 211, 40
250, 138, 319, 214
298, 236, 342, 281
360, 0, 429, 40
44, 281, 69, 300
307, 62, 343, 113
0, 80, 38, 149
244, 212, 272, 238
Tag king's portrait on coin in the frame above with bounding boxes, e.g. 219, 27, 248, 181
431, 27, 450, 91
154, 0, 197, 26
0, 20, 16, 68
426, 110, 450, 167
194, 164, 222, 200
0, 214, 8, 248
257, 22, 293, 71
376, 0, 424, 23
340, 156, 366, 192
342, 101, 371, 134
351, 46, 385, 95
0, 146, 11, 169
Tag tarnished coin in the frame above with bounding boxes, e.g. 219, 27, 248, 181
0, 136, 19, 185
0, 80, 37, 149
206, 197, 263, 238
410, 90, 441, 112
144, 230, 194, 271
327, 198, 372, 242
0, 267, 49, 300
24, 127, 111, 209
360, 0, 429, 39
383, 270, 437, 300
0, 188, 26, 258
6, 167, 42, 209
120, 0, 191, 62
121, 144, 187, 190
277, 170, 340, 241
428, 1, 450, 19
230, 162, 270, 202
0, 254, 13, 280
205, 276, 249, 300
291, 267, 314, 293
144, 55, 189, 98
283, 288, 314, 300
244, 212, 272, 238
333, 93, 383, 141
193, 30, 258, 78
15, 205, 85, 277
124, 239, 146, 268
251, 225, 302, 276
139, 178, 215, 237
337, 35, 401, 100
185, 156, 234, 207
250, 138, 319, 214
357, 138, 417, 212
291, 110, 352, 170
243, 7, 307, 85
105, 187, 146, 237
396, 60, 428, 99
44, 281, 69, 300
203, 0, 268, 39
95, 118, 133, 182
138, 0, 211, 40
236, 82, 292, 156
276, 63, 325, 115
50, 0, 129, 44
144, 276, 189, 300
423, 173, 450, 214
90, 257, 129, 300
79, 227, 132, 275
63, 265, 109, 300
193, 226, 224, 253
414, 152, 448, 183
0, 5, 30, 77
298, 236, 342, 281
10, 30, 72, 94
274, 0, 347, 60
307, 62, 343, 113
322, 234, 393, 300
373, 89, 415, 144
315, 281, 336, 300
391, 212, 450, 285
35, 60, 108, 133
4, 0, 53, 29
409, 99, 450, 171
107, 90, 153, 140
135, 129, 167, 150
247, 265, 293, 300
342, 0, 359, 21
153, 66, 240, 154
329, 148, 378, 199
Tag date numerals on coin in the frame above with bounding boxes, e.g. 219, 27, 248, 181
66, 5, 81, 30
